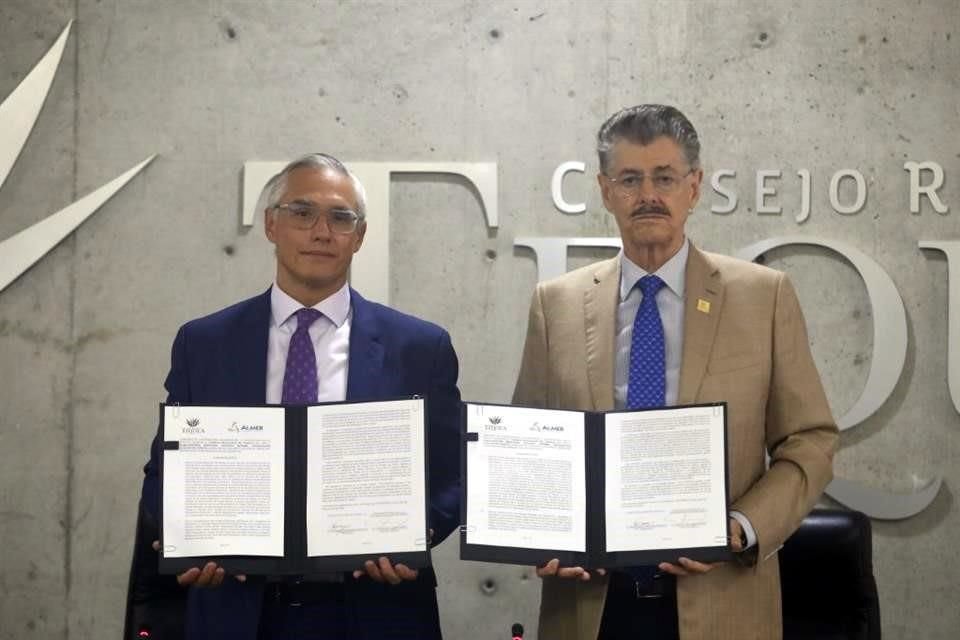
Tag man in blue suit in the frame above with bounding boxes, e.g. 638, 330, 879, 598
137, 153, 461, 639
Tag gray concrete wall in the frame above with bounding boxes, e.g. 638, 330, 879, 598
0, 0, 957, 638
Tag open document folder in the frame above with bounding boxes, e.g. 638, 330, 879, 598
158, 397, 430, 575
460, 402, 732, 568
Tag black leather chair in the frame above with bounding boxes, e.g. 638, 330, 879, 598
779, 509, 881, 640
124, 504, 186, 640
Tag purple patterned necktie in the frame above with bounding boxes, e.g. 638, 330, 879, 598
281, 308, 323, 404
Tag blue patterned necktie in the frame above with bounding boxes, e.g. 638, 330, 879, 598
281, 308, 323, 404
627, 274, 667, 410
624, 274, 666, 589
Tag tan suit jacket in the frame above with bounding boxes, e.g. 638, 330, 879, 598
512, 244, 838, 640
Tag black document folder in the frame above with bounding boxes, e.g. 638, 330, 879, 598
459, 401, 732, 569
158, 397, 431, 576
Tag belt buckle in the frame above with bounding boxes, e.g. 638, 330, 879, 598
634, 572, 664, 599
269, 579, 306, 606
290, 579, 303, 607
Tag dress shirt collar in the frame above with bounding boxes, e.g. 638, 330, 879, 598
619, 237, 689, 302
270, 281, 351, 329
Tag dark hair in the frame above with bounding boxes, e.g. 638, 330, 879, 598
597, 104, 701, 173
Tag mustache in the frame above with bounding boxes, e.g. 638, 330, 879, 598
630, 204, 670, 217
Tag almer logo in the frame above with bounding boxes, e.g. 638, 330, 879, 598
0, 22, 154, 294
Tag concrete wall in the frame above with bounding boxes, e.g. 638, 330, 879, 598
0, 0, 957, 638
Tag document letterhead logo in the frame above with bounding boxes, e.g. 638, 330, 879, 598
0, 22, 155, 294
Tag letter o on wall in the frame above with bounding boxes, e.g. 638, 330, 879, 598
735, 236, 906, 431
829, 169, 867, 215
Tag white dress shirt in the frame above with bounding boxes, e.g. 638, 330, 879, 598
613, 238, 757, 550
265, 281, 352, 404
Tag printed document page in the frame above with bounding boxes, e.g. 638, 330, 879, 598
306, 399, 427, 556
465, 404, 586, 552
604, 405, 728, 552
162, 406, 286, 558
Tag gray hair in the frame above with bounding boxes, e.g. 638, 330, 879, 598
597, 105, 701, 173
260, 153, 367, 222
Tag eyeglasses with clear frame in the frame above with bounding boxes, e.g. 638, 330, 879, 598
603, 167, 695, 198
272, 202, 361, 234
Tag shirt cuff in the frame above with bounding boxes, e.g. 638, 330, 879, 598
730, 510, 757, 550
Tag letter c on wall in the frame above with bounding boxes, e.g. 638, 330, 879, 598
551, 161, 586, 214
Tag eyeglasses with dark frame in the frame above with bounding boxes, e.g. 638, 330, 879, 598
272, 202, 361, 234
603, 167, 695, 198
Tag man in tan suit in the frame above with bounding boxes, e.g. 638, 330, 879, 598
513, 105, 838, 640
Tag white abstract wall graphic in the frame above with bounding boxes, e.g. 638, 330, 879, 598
0, 22, 155, 293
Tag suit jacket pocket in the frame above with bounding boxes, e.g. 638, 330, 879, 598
707, 352, 764, 374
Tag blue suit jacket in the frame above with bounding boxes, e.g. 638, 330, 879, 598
139, 287, 461, 640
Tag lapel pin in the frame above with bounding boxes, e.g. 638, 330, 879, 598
697, 298, 711, 314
